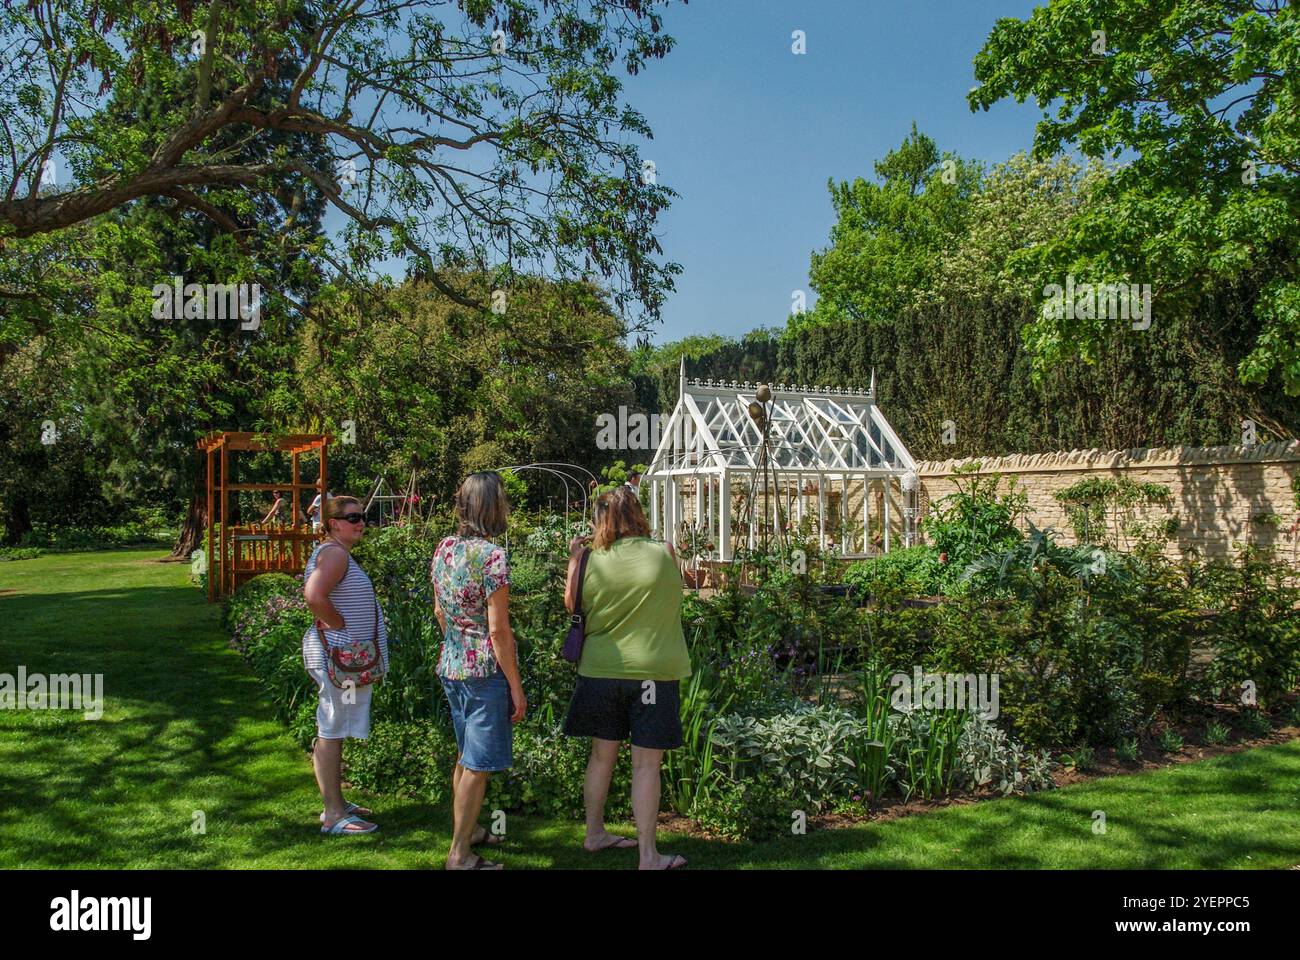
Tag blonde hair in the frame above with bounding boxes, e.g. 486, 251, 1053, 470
323, 495, 362, 534
455, 471, 509, 538
592, 485, 650, 550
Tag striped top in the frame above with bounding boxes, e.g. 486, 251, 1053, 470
300, 541, 390, 672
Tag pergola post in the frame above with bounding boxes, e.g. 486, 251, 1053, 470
205, 445, 215, 603
219, 442, 229, 597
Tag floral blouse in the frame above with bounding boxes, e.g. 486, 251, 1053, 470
431, 535, 510, 680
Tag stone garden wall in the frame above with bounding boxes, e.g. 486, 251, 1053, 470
914, 441, 1300, 561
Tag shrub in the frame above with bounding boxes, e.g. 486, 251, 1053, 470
1058, 745, 1096, 772
0, 546, 44, 561
487, 725, 632, 821
1203, 721, 1230, 745
1203, 547, 1300, 710
1157, 729, 1184, 753
844, 546, 943, 600
921, 466, 1026, 593
693, 770, 803, 842
710, 703, 872, 811
1237, 708, 1273, 739
1116, 737, 1140, 762
343, 719, 460, 802
955, 715, 1055, 795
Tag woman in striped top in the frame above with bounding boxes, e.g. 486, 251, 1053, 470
302, 494, 389, 835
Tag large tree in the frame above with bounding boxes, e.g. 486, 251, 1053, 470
296, 274, 634, 503
969, 0, 1300, 396
0, 0, 682, 330
803, 124, 982, 329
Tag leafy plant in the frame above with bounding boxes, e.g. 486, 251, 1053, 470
1237, 708, 1273, 739
1203, 721, 1230, 746
1115, 737, 1140, 762
1157, 729, 1184, 753
1058, 745, 1096, 772
921, 465, 1026, 593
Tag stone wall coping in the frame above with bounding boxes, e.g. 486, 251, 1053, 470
916, 441, 1300, 477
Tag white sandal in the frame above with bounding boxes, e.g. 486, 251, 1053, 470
321, 814, 377, 835
320, 802, 371, 823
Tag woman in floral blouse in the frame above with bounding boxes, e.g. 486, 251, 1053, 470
431, 471, 526, 870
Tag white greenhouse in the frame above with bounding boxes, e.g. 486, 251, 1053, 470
644, 361, 919, 562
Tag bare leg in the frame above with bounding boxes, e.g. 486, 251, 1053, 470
582, 738, 633, 851
447, 767, 494, 868
316, 737, 373, 831
631, 746, 683, 869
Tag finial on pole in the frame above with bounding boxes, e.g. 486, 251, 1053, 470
679, 355, 687, 401
869, 367, 876, 396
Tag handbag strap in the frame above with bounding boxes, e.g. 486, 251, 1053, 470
572, 547, 591, 622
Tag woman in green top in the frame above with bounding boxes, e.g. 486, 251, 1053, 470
562, 485, 690, 870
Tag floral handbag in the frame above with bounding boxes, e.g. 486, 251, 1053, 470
316, 600, 386, 689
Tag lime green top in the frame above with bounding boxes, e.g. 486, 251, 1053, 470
577, 537, 691, 681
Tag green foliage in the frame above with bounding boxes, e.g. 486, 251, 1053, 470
710, 704, 875, 812
1203, 546, 1300, 709
1158, 729, 1185, 754
342, 720, 460, 803
844, 545, 943, 600
1054, 477, 1173, 548
1237, 708, 1274, 739
0, 546, 45, 561
922, 468, 1026, 592
1116, 738, 1140, 762
1204, 721, 1231, 746
969, 0, 1300, 394
487, 725, 632, 822
1058, 745, 1097, 772
803, 123, 982, 329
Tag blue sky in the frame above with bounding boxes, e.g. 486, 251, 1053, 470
622, 0, 1046, 343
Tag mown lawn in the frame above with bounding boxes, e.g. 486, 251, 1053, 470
2, 547, 1299, 869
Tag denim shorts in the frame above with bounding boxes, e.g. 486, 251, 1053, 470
439, 672, 513, 772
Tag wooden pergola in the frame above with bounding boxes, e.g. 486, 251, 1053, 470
197, 431, 332, 601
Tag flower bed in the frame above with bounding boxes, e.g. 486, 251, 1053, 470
222, 505, 1300, 841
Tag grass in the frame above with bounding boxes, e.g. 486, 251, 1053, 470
2, 547, 1300, 869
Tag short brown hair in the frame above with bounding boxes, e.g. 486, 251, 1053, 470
455, 471, 509, 538
324, 495, 362, 534
592, 485, 650, 550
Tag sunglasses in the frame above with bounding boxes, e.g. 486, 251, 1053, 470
337, 512, 366, 524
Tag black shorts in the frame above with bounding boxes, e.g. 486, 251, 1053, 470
561, 676, 683, 750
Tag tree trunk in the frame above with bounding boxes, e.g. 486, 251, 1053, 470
2, 494, 32, 546
167, 456, 208, 561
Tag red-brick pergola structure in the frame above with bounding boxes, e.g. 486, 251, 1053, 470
197, 432, 331, 601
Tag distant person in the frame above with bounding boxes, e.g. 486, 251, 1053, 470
624, 470, 642, 496
431, 471, 526, 870
562, 485, 690, 869
307, 489, 333, 533
260, 490, 286, 525
301, 495, 387, 835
